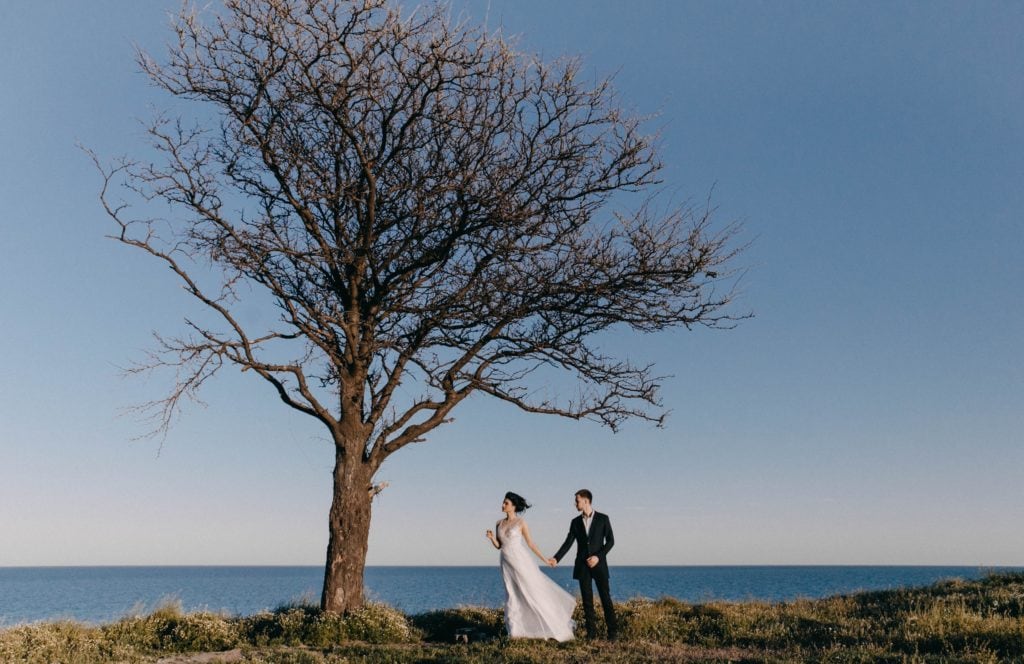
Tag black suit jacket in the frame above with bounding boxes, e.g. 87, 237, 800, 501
553, 512, 614, 579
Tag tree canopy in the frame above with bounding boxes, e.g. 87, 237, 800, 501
93, 0, 744, 612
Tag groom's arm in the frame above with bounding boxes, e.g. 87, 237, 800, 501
552, 527, 575, 562
596, 515, 615, 557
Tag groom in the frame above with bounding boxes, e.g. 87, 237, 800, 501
548, 489, 618, 640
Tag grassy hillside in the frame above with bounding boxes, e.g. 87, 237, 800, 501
2, 571, 1022, 662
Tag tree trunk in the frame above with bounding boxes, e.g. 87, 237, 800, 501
320, 445, 373, 614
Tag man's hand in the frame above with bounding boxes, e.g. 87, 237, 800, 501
586, 555, 599, 568
546, 557, 558, 568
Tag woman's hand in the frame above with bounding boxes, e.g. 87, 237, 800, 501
486, 529, 500, 549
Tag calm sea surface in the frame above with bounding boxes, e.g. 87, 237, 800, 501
1, 566, 1019, 626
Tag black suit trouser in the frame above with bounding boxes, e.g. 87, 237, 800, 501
577, 565, 617, 638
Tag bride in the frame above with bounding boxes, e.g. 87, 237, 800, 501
486, 492, 576, 641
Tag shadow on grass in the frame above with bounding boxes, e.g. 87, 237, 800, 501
409, 606, 504, 643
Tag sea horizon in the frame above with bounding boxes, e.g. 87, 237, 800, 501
4, 563, 1018, 568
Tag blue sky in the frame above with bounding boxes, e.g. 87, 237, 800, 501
1, 1, 1021, 567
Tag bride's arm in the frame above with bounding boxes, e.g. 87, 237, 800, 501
519, 521, 548, 562
485, 522, 501, 549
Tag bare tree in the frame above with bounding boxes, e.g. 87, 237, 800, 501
93, 0, 744, 614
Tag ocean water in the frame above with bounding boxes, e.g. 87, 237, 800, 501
0, 565, 1018, 626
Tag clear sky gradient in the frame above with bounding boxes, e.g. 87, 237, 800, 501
1, 1, 1022, 567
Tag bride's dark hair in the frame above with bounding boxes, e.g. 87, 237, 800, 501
504, 492, 531, 513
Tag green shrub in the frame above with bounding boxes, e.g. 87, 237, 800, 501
241, 606, 324, 647
0, 621, 141, 663
338, 602, 417, 643
100, 599, 239, 653
238, 601, 415, 647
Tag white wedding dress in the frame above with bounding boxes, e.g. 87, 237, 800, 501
497, 519, 576, 641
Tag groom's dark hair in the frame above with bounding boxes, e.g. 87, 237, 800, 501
575, 489, 593, 502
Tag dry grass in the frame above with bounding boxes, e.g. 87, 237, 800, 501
2, 572, 1022, 663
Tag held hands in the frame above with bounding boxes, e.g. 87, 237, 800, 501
546, 557, 557, 568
